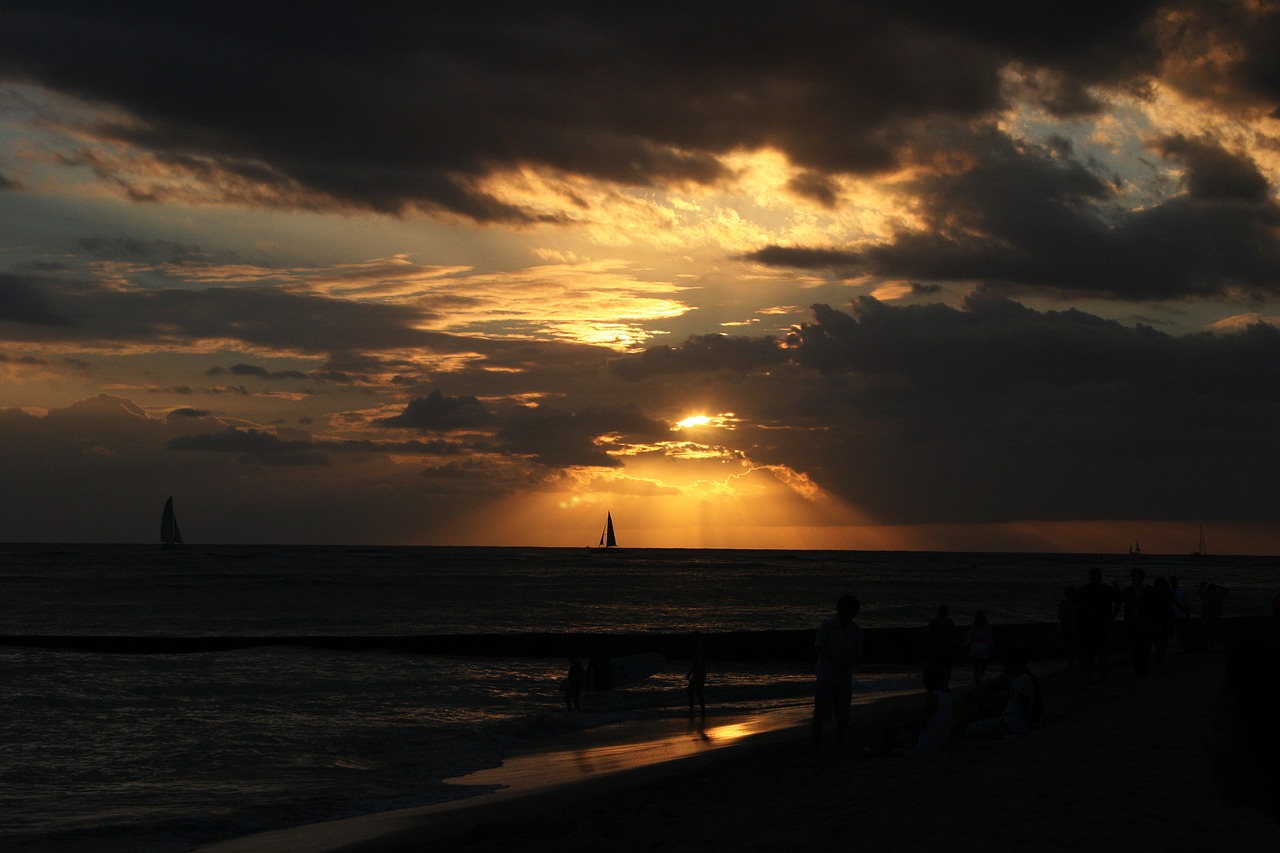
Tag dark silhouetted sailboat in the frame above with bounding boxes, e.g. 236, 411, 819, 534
596, 512, 617, 548
161, 497, 183, 548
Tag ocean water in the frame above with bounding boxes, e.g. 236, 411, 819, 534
1, 544, 1275, 851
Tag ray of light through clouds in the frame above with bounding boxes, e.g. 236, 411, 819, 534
3, 2, 1280, 551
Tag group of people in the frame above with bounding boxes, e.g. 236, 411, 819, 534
1058, 567, 1231, 682
813, 593, 1041, 754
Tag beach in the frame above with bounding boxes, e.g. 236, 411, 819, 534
200, 649, 1280, 852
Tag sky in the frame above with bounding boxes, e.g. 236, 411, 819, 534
2, 2, 1280, 552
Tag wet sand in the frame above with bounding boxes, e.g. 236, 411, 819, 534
200, 651, 1280, 852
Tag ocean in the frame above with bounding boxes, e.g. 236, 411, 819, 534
2, 544, 1275, 851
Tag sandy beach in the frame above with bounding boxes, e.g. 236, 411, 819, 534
199, 647, 1280, 853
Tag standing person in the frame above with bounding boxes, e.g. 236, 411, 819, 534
1119, 567, 1158, 676
1075, 567, 1120, 685
1149, 577, 1176, 664
563, 657, 584, 711
964, 610, 994, 685
686, 632, 707, 719
1058, 587, 1078, 670
812, 593, 863, 750
1170, 575, 1192, 653
925, 604, 956, 687
1199, 582, 1229, 652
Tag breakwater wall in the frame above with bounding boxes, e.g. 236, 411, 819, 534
3, 616, 1273, 664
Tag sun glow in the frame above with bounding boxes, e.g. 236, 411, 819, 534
674, 412, 739, 431
676, 415, 712, 429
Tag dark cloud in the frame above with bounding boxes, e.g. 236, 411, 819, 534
609, 333, 786, 381
0, 273, 451, 353
610, 298, 1280, 524
0, 396, 506, 542
0, 2, 1206, 221
168, 426, 313, 454
0, 275, 72, 326
0, 172, 17, 190
1155, 134, 1271, 202
207, 363, 310, 381
747, 131, 1280, 300
786, 171, 841, 208
1154, 0, 1280, 113
78, 236, 206, 261
498, 403, 670, 467
379, 389, 492, 432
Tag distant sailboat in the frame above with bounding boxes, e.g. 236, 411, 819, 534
161, 496, 183, 548
597, 512, 617, 548
1191, 524, 1205, 558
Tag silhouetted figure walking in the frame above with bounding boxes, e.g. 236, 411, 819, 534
1170, 575, 1192, 653
1075, 567, 1119, 684
1058, 587, 1078, 670
812, 594, 863, 750
964, 610, 993, 685
925, 604, 956, 686
563, 657, 584, 711
1120, 567, 1157, 676
1199, 582, 1229, 652
1150, 577, 1175, 663
686, 632, 707, 718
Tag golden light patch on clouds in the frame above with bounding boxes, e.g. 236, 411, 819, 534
84, 253, 693, 351
409, 260, 691, 347
471, 456, 870, 548
653, 441, 742, 461
186, 254, 472, 298
674, 412, 739, 431
869, 279, 915, 301
1207, 313, 1280, 332
479, 149, 913, 259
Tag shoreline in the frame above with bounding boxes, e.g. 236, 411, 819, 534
198, 650, 1280, 852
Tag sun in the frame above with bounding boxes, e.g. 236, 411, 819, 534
675, 415, 713, 429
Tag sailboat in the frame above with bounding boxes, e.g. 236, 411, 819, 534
595, 512, 617, 549
1190, 524, 1205, 559
161, 496, 183, 548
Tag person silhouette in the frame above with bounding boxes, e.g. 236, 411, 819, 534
1170, 575, 1193, 652
1075, 567, 1119, 684
686, 632, 707, 718
1199, 582, 1229, 652
925, 604, 956, 686
964, 610, 993, 685
1058, 587, 1078, 670
1120, 567, 1158, 676
872, 663, 954, 756
812, 593, 863, 750
563, 657, 584, 711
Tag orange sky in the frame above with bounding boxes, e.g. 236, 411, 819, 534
3, 4, 1280, 552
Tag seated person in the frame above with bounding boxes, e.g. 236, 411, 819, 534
873, 663, 954, 756
964, 646, 1039, 738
